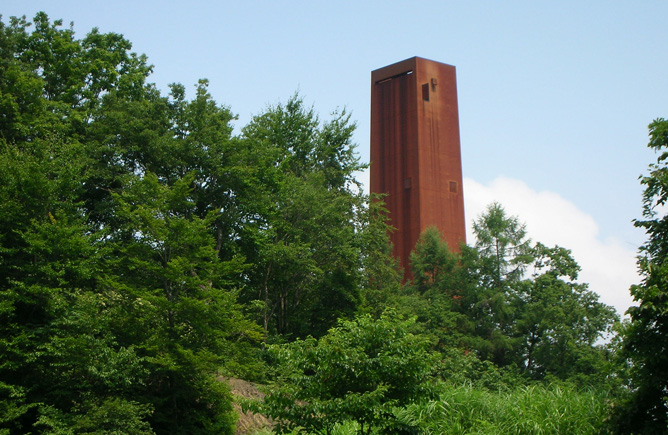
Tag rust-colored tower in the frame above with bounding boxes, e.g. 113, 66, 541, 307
370, 57, 466, 276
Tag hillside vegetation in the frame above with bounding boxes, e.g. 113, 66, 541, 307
1, 13, 666, 434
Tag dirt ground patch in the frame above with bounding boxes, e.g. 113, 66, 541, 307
221, 377, 273, 435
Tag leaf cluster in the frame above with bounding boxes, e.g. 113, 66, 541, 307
612, 118, 668, 433
401, 205, 618, 385
256, 312, 438, 434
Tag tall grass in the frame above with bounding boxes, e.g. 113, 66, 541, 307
246, 383, 612, 434
394, 382, 611, 434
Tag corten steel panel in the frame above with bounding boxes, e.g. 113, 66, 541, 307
370, 57, 466, 278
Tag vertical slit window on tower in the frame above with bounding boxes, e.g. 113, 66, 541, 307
422, 83, 430, 101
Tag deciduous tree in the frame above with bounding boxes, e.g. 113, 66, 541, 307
616, 118, 668, 433
0, 13, 259, 434
256, 312, 438, 434
516, 243, 617, 382
238, 96, 366, 338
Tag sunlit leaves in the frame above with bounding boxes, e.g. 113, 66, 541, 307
257, 312, 438, 434
615, 118, 668, 432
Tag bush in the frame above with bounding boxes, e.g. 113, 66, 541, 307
254, 311, 438, 434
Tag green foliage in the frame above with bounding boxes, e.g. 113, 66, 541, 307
472, 202, 533, 288
469, 205, 617, 381
403, 205, 617, 387
105, 170, 254, 433
437, 347, 524, 392
462, 203, 535, 365
238, 95, 366, 338
0, 13, 262, 434
614, 118, 668, 433
0, 10, 630, 435
400, 227, 470, 350
255, 312, 438, 434
394, 382, 611, 435
517, 243, 618, 382
34, 398, 155, 435
357, 196, 403, 317
409, 227, 462, 296
0, 11, 391, 433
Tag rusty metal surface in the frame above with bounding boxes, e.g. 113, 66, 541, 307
370, 57, 466, 278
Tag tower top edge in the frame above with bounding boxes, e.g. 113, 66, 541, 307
371, 57, 456, 82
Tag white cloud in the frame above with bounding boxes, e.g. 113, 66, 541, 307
357, 168, 638, 317
464, 176, 638, 317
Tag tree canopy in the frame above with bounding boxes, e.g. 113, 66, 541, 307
0, 11, 642, 435
614, 118, 668, 433
402, 205, 617, 382
0, 13, 374, 433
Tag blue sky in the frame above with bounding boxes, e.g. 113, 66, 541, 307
5, 1, 667, 314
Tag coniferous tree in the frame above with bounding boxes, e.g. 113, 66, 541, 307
403, 205, 617, 383
465, 203, 534, 365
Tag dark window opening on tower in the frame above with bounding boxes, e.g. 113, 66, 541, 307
375, 70, 413, 85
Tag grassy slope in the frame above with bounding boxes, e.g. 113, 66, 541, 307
237, 381, 612, 435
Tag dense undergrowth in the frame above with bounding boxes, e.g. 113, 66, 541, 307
244, 382, 611, 435
396, 383, 611, 435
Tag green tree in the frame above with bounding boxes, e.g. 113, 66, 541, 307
0, 13, 260, 434
357, 196, 403, 317
463, 203, 534, 365
238, 96, 366, 338
472, 202, 533, 290
615, 118, 668, 433
422, 204, 618, 381
401, 227, 470, 350
0, 13, 152, 144
106, 171, 256, 434
256, 311, 438, 434
470, 205, 617, 379
0, 129, 155, 433
409, 227, 461, 296
516, 243, 617, 382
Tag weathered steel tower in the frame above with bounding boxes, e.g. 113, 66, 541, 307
370, 57, 466, 276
